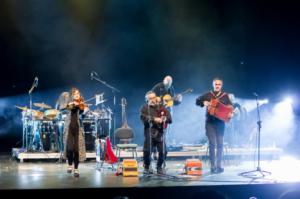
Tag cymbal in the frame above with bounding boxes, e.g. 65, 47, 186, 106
15, 105, 28, 111
33, 103, 52, 109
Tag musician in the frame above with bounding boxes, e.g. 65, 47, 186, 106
63, 88, 88, 177
151, 75, 182, 107
140, 91, 172, 174
55, 92, 70, 152
196, 78, 233, 173
151, 75, 182, 160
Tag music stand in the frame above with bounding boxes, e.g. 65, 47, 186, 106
91, 72, 120, 146
239, 93, 271, 178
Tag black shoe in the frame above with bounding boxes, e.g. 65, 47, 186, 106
157, 167, 165, 175
210, 167, 217, 173
144, 166, 153, 174
143, 168, 150, 174
215, 167, 224, 173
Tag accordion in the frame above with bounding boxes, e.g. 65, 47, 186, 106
208, 99, 233, 122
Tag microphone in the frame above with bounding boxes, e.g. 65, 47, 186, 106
253, 92, 258, 97
91, 71, 98, 80
34, 77, 38, 87
29, 77, 38, 94
93, 71, 98, 76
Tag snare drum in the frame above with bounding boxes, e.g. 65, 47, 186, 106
44, 109, 59, 120
22, 109, 44, 120
33, 110, 44, 120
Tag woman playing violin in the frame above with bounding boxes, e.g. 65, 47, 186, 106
63, 88, 88, 177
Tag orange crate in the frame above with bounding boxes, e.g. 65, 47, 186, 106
185, 159, 202, 175
123, 159, 138, 177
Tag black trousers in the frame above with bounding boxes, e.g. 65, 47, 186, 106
66, 125, 79, 169
205, 121, 225, 169
143, 129, 166, 168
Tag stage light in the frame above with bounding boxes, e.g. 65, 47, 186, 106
283, 97, 293, 105
259, 99, 269, 105
270, 156, 300, 182
273, 98, 294, 117
261, 96, 296, 148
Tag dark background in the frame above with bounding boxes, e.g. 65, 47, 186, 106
0, 0, 300, 152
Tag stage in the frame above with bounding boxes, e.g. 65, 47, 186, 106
11, 145, 283, 162
2, 147, 300, 198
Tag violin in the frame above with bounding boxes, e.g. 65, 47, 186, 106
73, 97, 88, 110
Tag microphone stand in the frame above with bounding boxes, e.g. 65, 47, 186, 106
239, 94, 271, 178
91, 74, 120, 146
27, 78, 37, 151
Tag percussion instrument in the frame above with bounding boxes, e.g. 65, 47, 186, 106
15, 105, 28, 111
40, 121, 55, 151
44, 109, 59, 120
22, 109, 44, 120
33, 110, 44, 120
17, 90, 114, 153
33, 102, 52, 109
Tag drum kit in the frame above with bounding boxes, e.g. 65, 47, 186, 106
16, 95, 113, 153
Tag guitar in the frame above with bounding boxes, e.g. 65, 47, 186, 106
160, 88, 193, 107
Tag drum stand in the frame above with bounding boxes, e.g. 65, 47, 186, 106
29, 121, 44, 152
239, 94, 271, 178
57, 122, 65, 163
26, 77, 38, 151
22, 116, 29, 149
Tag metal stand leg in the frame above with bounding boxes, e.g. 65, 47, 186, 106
239, 94, 271, 179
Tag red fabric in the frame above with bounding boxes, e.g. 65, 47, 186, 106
105, 137, 118, 164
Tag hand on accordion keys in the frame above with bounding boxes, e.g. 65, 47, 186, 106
228, 112, 234, 119
203, 101, 211, 107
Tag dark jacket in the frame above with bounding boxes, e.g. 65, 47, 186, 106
151, 82, 180, 106
140, 104, 172, 139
